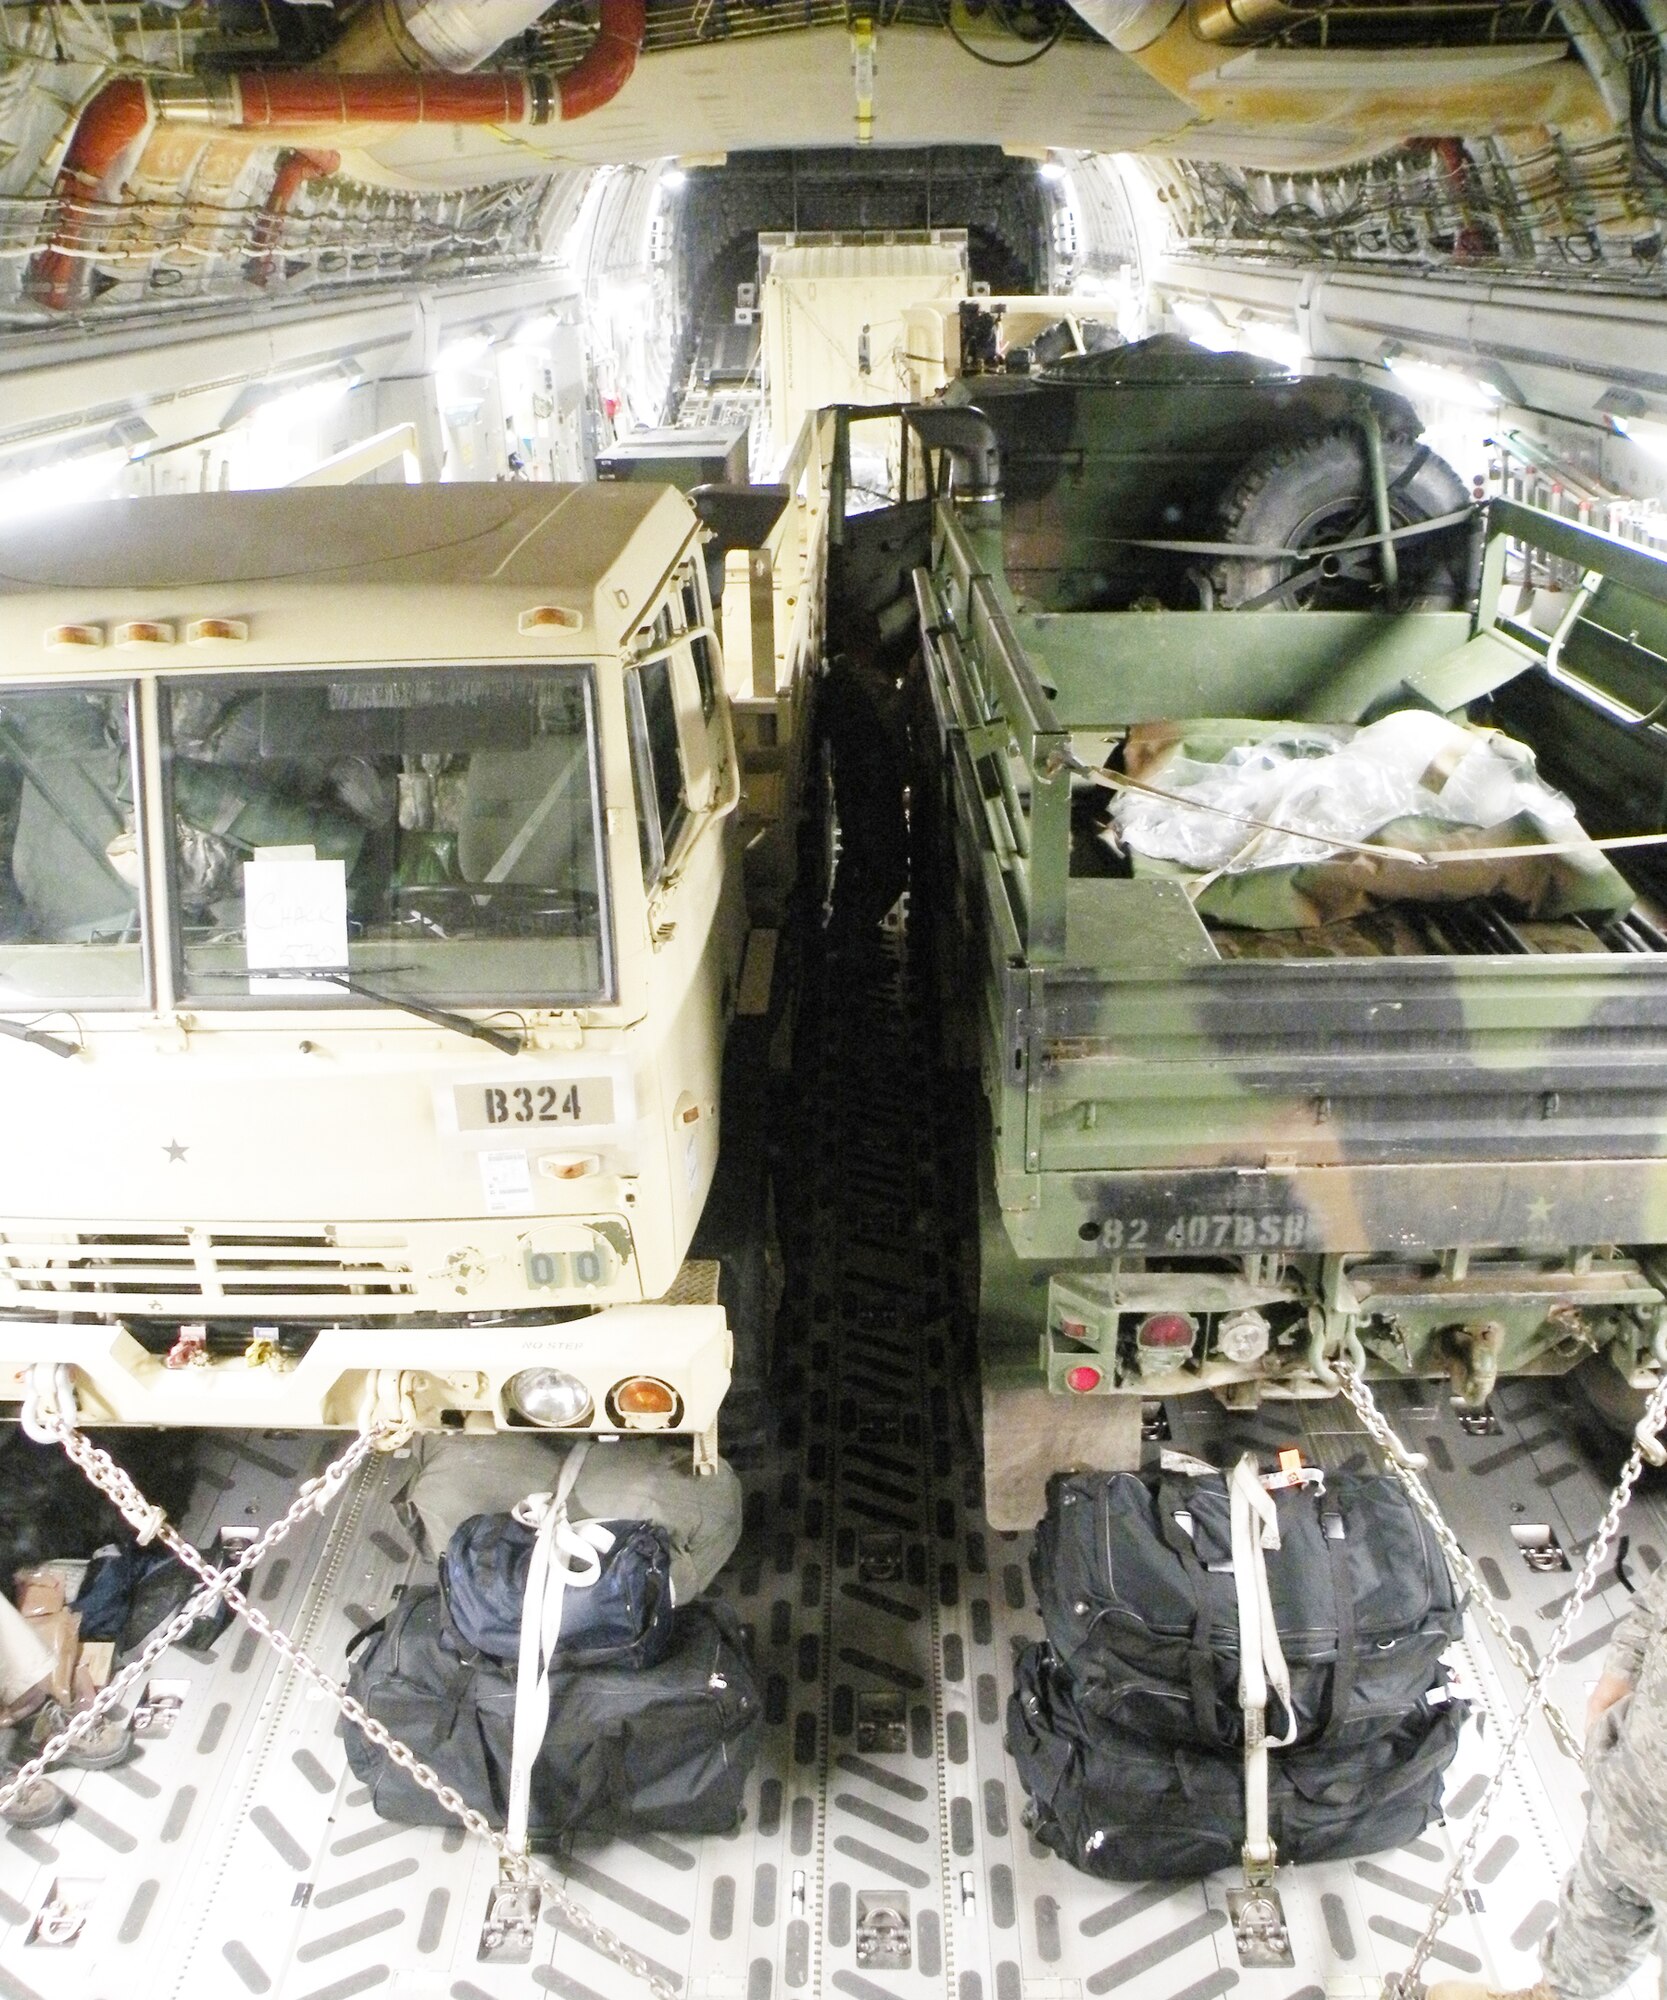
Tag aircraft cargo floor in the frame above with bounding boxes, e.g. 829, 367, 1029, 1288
0, 931, 1655, 2000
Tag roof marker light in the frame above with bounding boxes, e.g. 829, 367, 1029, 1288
186, 617, 249, 645
114, 620, 175, 647
519, 604, 585, 634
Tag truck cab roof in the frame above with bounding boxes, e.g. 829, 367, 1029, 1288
0, 481, 699, 670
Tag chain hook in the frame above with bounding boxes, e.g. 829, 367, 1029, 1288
359, 1368, 419, 1451
1305, 1311, 1366, 1393
19, 1359, 76, 1445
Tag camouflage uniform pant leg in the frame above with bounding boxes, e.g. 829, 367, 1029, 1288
1542, 1822, 1663, 2000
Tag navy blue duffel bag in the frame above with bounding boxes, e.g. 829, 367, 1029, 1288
440, 1510, 676, 1671
345, 1590, 760, 1840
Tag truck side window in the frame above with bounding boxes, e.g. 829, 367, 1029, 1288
627, 657, 689, 888
679, 570, 717, 718
0, 684, 145, 1005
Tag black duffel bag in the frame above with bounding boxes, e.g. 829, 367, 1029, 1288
1008, 1640, 1465, 1881
440, 1511, 675, 1670
343, 1589, 761, 1841
1031, 1466, 1463, 1750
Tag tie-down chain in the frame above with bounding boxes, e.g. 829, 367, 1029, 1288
1333, 1359, 1667, 2000
3, 1365, 680, 2000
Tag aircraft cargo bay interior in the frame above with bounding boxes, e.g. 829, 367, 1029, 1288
6, 6, 1667, 2000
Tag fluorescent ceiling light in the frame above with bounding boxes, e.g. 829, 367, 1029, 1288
1170, 297, 1235, 352
0, 415, 155, 483
1598, 385, 1649, 419
659, 166, 688, 192
1172, 299, 1303, 369
1233, 319, 1305, 370
0, 446, 130, 525
1038, 160, 1067, 184
249, 376, 352, 442
1618, 417, 1667, 463
224, 360, 362, 430
1385, 354, 1501, 412
439, 333, 495, 371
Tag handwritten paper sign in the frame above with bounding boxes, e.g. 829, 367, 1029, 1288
243, 854, 349, 996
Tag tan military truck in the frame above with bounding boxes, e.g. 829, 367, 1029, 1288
0, 478, 812, 1452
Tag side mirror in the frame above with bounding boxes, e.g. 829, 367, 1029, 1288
688, 483, 791, 553
905, 406, 1001, 501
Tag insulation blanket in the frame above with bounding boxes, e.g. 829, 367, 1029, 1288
1102, 710, 1633, 929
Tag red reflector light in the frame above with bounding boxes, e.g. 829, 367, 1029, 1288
1137, 1312, 1195, 1349
1064, 1365, 1101, 1393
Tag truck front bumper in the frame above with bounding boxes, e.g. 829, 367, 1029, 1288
0, 1304, 730, 1434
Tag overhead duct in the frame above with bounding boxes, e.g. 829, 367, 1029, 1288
23, 77, 153, 313
328, 0, 645, 112
1063, 0, 1605, 166
1059, 1, 1183, 50
246, 147, 341, 288
26, 0, 645, 311
328, 2, 570, 73
1190, 0, 1302, 38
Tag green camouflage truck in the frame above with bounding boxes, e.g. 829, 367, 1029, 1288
864, 339, 1667, 1525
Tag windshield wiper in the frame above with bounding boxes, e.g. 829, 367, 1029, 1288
0, 1016, 78, 1060
278, 968, 524, 1055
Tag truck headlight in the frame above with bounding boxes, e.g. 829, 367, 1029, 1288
506, 1367, 593, 1428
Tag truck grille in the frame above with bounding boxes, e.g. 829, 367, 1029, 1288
0, 1228, 417, 1311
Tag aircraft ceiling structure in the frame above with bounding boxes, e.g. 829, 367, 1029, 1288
0, 1, 1659, 334
0, 0, 1665, 500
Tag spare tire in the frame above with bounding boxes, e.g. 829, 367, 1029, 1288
1211, 428, 1472, 611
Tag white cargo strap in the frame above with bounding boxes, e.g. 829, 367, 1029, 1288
1229, 1453, 1296, 1873
504, 1442, 611, 1857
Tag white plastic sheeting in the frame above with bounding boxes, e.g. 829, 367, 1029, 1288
1107, 711, 1584, 875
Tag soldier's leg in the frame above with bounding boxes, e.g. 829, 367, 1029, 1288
1542, 1828, 1660, 1999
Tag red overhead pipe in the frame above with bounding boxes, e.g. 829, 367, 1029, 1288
230, 68, 547, 128
246, 146, 340, 288
27, 0, 646, 312
26, 76, 154, 311
1429, 137, 1496, 262
557, 0, 645, 120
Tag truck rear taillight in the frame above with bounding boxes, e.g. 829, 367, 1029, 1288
1136, 1312, 1196, 1352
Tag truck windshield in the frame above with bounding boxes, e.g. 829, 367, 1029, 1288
0, 684, 145, 1007
162, 666, 612, 1008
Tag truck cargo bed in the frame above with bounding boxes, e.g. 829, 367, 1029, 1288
1205, 901, 1667, 961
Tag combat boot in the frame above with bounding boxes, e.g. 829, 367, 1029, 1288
0, 1762, 67, 1829
22, 1699, 132, 1770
